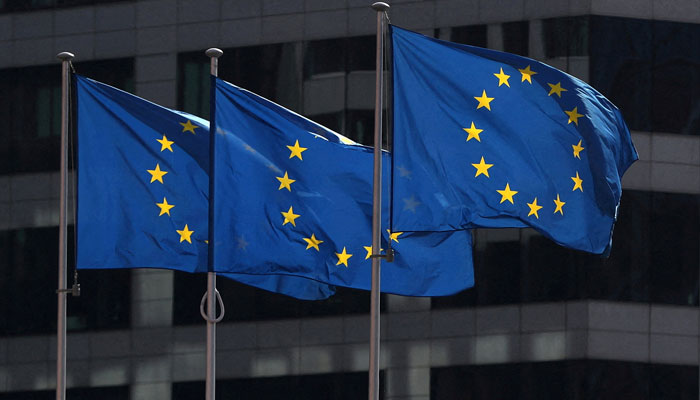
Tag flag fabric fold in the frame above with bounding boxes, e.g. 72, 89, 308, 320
390, 25, 638, 254
212, 77, 474, 296
75, 74, 335, 300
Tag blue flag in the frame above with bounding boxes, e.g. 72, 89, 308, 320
75, 75, 334, 300
390, 26, 638, 254
211, 77, 474, 296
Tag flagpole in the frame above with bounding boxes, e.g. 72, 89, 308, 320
369, 3, 389, 400
55, 51, 74, 400
204, 47, 223, 400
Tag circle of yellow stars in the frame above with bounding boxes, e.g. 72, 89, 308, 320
275, 138, 402, 269
459, 63, 587, 221
147, 119, 200, 243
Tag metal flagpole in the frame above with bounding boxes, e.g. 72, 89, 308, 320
56, 51, 74, 400
203, 47, 224, 400
369, 3, 389, 400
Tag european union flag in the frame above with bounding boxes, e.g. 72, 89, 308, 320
211, 77, 474, 296
390, 26, 638, 254
75, 75, 335, 300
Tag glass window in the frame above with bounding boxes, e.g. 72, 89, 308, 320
434, 190, 699, 308
583, 360, 650, 399
0, 386, 129, 399
304, 38, 347, 79
648, 192, 700, 305
302, 36, 375, 144
450, 25, 488, 47
0, 226, 130, 336
179, 37, 375, 144
590, 16, 700, 135
179, 57, 210, 119
0, 0, 124, 13
0, 58, 133, 174
178, 42, 301, 119
649, 20, 700, 134
173, 270, 377, 325
502, 21, 529, 56
345, 109, 374, 146
584, 191, 651, 303
303, 36, 374, 78
589, 17, 653, 132
173, 371, 380, 400
432, 361, 697, 399
542, 16, 589, 58
432, 362, 566, 399
521, 235, 591, 303
650, 364, 698, 400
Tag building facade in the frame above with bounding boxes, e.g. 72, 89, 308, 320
0, 0, 698, 398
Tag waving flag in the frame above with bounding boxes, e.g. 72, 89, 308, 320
75, 75, 334, 299
211, 77, 474, 296
390, 25, 638, 254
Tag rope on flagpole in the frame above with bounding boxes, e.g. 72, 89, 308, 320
200, 289, 225, 323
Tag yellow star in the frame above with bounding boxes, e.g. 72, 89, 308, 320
527, 197, 543, 218
553, 194, 565, 215
303, 234, 323, 251
472, 156, 493, 178
281, 206, 300, 227
363, 245, 385, 260
518, 65, 537, 83
364, 246, 373, 260
547, 82, 567, 97
474, 90, 494, 111
463, 122, 484, 142
287, 140, 307, 160
493, 67, 511, 87
565, 107, 584, 126
156, 197, 175, 216
387, 229, 403, 243
176, 224, 194, 243
157, 134, 174, 152
497, 183, 518, 204
276, 171, 296, 191
147, 163, 168, 184
572, 139, 584, 159
335, 247, 352, 267
180, 120, 199, 134
571, 172, 583, 192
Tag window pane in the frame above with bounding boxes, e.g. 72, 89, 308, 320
345, 109, 374, 145
450, 25, 488, 47
649, 192, 700, 305
0, 58, 133, 174
304, 38, 346, 78
650, 364, 698, 400
650, 20, 700, 134
542, 16, 589, 58
502, 21, 529, 56
173, 371, 378, 400
0, 228, 58, 335
173, 270, 375, 324
180, 59, 209, 118
0, 227, 130, 336
475, 238, 521, 305
0, 386, 129, 400
522, 235, 587, 303
433, 361, 697, 399
587, 16, 700, 134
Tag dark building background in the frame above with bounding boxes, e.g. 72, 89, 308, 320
0, 0, 698, 398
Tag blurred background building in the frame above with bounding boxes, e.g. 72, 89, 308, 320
0, 0, 698, 398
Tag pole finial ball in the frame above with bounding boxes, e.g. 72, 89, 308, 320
371, 2, 390, 11
205, 48, 223, 58
57, 52, 75, 61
